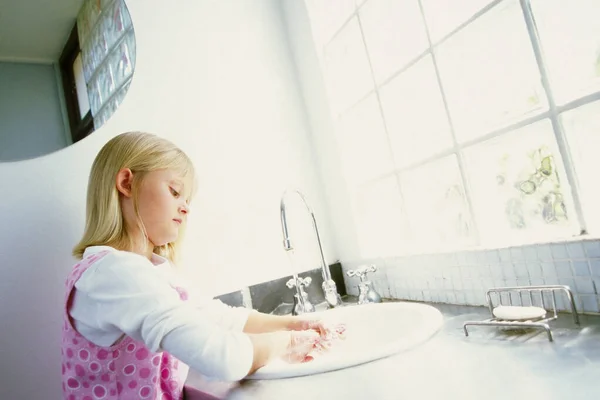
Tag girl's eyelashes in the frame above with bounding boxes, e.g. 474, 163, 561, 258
170, 187, 180, 198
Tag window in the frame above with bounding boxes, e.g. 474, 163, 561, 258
359, 0, 428, 84
531, 0, 600, 105
59, 24, 94, 144
435, 0, 545, 141
379, 55, 453, 168
305, 0, 600, 257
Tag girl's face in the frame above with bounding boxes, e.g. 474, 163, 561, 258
118, 168, 190, 250
137, 169, 190, 247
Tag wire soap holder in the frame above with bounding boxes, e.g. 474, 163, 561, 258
463, 285, 580, 342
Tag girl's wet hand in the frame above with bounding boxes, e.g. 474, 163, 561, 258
291, 318, 347, 341
281, 330, 320, 364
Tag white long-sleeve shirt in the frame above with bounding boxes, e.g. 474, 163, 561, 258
69, 246, 255, 381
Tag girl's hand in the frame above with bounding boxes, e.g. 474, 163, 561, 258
280, 330, 320, 363
247, 330, 319, 374
289, 318, 347, 341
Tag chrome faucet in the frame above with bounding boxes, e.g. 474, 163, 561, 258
346, 265, 382, 305
280, 189, 343, 309
286, 275, 315, 316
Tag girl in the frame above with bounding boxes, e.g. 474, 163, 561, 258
61, 132, 342, 400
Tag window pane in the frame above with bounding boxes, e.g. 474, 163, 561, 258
464, 119, 578, 244
359, 0, 428, 84
399, 155, 474, 251
421, 0, 495, 42
380, 55, 453, 168
531, 0, 600, 105
335, 94, 395, 186
305, 0, 357, 50
436, 0, 546, 142
323, 17, 374, 115
561, 100, 600, 234
73, 53, 90, 118
353, 177, 411, 258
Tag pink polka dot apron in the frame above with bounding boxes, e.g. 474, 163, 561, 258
61, 250, 189, 400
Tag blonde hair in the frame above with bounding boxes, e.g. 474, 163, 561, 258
73, 132, 196, 263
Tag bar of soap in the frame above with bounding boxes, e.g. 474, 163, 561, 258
493, 305, 547, 321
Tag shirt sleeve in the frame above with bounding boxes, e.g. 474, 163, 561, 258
72, 252, 254, 381
190, 296, 255, 332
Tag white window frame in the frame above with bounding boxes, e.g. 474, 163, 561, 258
309, 0, 600, 253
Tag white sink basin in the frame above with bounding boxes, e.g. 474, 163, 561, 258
249, 301, 444, 380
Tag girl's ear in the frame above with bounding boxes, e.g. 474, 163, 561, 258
116, 168, 134, 198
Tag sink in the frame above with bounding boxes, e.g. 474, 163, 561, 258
250, 301, 444, 380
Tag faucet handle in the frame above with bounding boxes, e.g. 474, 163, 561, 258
365, 265, 377, 274
286, 276, 312, 289
346, 264, 377, 280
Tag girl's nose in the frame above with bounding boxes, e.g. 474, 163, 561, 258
179, 204, 189, 215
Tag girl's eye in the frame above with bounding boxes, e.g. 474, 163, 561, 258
170, 187, 180, 198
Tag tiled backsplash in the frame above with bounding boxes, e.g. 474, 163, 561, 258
215, 263, 346, 313
342, 239, 600, 314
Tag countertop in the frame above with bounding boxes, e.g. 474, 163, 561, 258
185, 300, 600, 400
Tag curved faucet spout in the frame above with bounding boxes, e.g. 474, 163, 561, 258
280, 189, 342, 308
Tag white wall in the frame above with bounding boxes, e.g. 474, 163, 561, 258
0, 62, 67, 161
281, 0, 361, 261
0, 1, 336, 398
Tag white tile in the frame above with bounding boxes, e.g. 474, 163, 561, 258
510, 247, 525, 261
486, 250, 501, 264
481, 278, 494, 290
456, 252, 469, 266
465, 291, 477, 306
415, 290, 424, 301
505, 279, 518, 288
566, 242, 586, 259
476, 291, 488, 306
551, 243, 569, 259
492, 277, 506, 288
555, 261, 573, 278
581, 295, 600, 313
499, 248, 511, 263
590, 259, 600, 276
574, 277, 596, 295
530, 277, 545, 286
541, 261, 557, 277
502, 263, 516, 279
443, 278, 453, 290
514, 263, 529, 278
422, 290, 432, 302
453, 280, 464, 290
572, 261, 591, 276
517, 278, 531, 287
527, 262, 543, 277
446, 291, 457, 304
460, 265, 471, 278
474, 265, 491, 278
558, 277, 575, 292
584, 241, 600, 258
535, 244, 553, 261
523, 246, 538, 261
